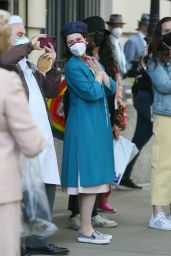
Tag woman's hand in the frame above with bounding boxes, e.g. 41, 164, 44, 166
84, 56, 104, 84
84, 56, 104, 76
115, 72, 122, 85
115, 72, 125, 107
86, 57, 111, 88
116, 86, 125, 107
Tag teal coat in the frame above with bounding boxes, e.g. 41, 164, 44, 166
61, 55, 116, 187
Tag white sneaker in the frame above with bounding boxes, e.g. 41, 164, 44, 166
94, 230, 112, 241
149, 212, 171, 230
91, 214, 118, 228
68, 214, 81, 230
77, 230, 110, 244
167, 214, 171, 221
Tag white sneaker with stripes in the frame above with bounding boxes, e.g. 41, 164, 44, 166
77, 230, 110, 244
149, 212, 171, 230
94, 230, 112, 241
166, 214, 171, 221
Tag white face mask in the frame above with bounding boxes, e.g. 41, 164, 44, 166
69, 42, 86, 56
111, 27, 123, 38
15, 35, 30, 46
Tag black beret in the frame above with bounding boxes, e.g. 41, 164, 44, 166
61, 21, 87, 37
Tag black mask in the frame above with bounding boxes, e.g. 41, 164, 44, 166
91, 33, 104, 46
162, 32, 171, 47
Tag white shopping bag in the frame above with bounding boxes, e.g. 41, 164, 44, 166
113, 136, 139, 184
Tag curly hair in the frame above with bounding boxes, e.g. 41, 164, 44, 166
98, 33, 119, 80
86, 32, 119, 79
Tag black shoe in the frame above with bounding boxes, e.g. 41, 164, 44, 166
21, 253, 31, 256
21, 247, 32, 256
120, 179, 142, 189
26, 243, 70, 255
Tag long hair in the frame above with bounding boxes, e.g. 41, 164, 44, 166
98, 33, 119, 80
85, 32, 119, 79
147, 17, 171, 65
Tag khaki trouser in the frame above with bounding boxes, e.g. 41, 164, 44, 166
151, 114, 171, 205
0, 201, 20, 256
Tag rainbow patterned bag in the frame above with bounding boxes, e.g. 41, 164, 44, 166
47, 79, 67, 140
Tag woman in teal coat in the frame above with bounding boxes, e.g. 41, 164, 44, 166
61, 21, 116, 245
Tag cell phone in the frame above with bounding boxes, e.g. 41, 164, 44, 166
39, 36, 56, 48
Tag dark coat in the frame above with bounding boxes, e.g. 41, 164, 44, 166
132, 68, 153, 121
0, 42, 61, 120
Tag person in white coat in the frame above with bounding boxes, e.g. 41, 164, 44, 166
106, 14, 127, 78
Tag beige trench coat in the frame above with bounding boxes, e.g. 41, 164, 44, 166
0, 68, 45, 205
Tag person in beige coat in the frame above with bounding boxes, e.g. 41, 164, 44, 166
0, 10, 45, 256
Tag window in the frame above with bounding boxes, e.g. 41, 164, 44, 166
0, 0, 19, 14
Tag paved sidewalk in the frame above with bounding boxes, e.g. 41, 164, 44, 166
45, 186, 171, 256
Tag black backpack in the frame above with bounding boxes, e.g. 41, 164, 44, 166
132, 67, 153, 103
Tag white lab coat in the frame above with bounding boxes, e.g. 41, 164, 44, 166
18, 59, 60, 185
110, 34, 127, 76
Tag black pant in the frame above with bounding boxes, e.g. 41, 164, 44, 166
122, 113, 153, 180
68, 195, 97, 217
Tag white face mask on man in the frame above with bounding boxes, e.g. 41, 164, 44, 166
111, 27, 123, 38
69, 41, 86, 56
15, 35, 30, 45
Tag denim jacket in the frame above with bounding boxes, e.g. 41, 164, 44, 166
147, 57, 171, 116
